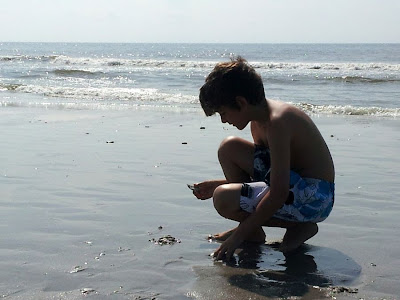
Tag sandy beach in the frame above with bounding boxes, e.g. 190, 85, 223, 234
1, 106, 399, 299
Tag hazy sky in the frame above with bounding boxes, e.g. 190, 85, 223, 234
1, 0, 399, 43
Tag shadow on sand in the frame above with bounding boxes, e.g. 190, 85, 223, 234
192, 242, 361, 300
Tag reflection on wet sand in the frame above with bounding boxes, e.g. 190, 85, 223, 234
227, 242, 330, 298
192, 242, 360, 300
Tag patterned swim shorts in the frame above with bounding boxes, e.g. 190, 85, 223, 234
239, 145, 335, 223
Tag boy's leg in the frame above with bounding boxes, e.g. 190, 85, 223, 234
195, 136, 255, 200
280, 223, 318, 253
212, 183, 318, 250
218, 136, 255, 183
212, 183, 266, 243
259, 218, 318, 253
211, 136, 263, 241
213, 136, 318, 249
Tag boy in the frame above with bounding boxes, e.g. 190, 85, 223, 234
193, 57, 335, 260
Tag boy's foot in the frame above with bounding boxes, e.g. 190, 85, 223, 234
210, 228, 236, 241
279, 223, 318, 253
210, 227, 266, 243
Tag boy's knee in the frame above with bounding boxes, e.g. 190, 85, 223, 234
218, 136, 240, 158
213, 185, 230, 216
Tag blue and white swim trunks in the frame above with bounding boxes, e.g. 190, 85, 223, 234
239, 145, 335, 223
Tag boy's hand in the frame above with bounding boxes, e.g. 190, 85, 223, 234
191, 180, 220, 200
213, 231, 243, 261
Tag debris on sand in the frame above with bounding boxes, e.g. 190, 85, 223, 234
81, 288, 96, 295
118, 246, 131, 252
149, 235, 181, 245
69, 265, 86, 274
329, 286, 358, 294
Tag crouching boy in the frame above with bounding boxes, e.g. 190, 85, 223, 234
193, 57, 335, 260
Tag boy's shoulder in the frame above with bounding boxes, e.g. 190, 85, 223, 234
262, 100, 316, 142
251, 100, 294, 144
268, 100, 303, 125
252, 100, 313, 141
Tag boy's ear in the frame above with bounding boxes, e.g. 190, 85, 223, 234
235, 96, 248, 110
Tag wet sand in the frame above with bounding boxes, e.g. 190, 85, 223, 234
0, 106, 399, 299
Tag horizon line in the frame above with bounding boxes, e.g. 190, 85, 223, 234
1, 41, 400, 45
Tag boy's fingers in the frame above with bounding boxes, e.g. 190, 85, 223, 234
226, 248, 234, 260
193, 190, 204, 199
216, 252, 223, 261
214, 240, 237, 261
216, 246, 226, 261
212, 246, 220, 259
193, 184, 203, 195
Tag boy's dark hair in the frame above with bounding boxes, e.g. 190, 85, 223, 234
199, 57, 265, 116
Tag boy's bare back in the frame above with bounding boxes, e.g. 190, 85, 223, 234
251, 99, 335, 183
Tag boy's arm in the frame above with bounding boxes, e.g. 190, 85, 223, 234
193, 179, 227, 200
214, 117, 291, 260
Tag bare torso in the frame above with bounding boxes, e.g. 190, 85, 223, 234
251, 99, 335, 183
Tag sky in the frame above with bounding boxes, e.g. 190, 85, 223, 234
0, 0, 399, 43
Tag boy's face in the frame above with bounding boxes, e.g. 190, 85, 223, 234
217, 106, 248, 130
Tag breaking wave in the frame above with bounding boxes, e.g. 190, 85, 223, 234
2, 54, 399, 73
0, 55, 58, 62
0, 83, 22, 91
1, 86, 398, 118
52, 69, 105, 77
2, 84, 197, 105
29, 56, 400, 73
317, 76, 400, 84
296, 102, 399, 117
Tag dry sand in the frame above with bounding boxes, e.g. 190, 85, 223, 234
1, 106, 399, 299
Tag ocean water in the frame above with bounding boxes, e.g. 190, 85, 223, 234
1, 43, 399, 117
